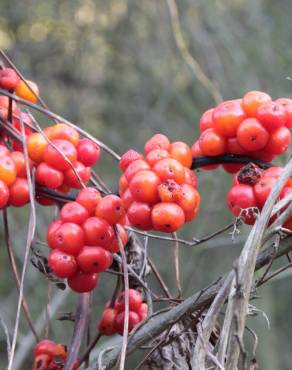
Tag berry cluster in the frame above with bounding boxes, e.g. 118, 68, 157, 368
119, 134, 200, 233
27, 124, 100, 205
227, 164, 292, 225
47, 188, 128, 292
98, 289, 147, 336
192, 91, 292, 173
32, 339, 79, 370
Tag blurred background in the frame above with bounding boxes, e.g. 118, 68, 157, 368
0, 0, 292, 368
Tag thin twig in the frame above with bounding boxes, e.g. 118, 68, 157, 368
172, 232, 182, 298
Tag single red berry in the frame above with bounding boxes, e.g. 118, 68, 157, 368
119, 150, 143, 172
124, 159, 150, 182
48, 249, 78, 278
34, 339, 57, 358
121, 188, 134, 210
36, 162, 64, 189
153, 158, 186, 184
213, 100, 246, 138
256, 101, 287, 132
116, 289, 143, 312
95, 195, 125, 225
184, 168, 197, 188
129, 170, 161, 204
264, 126, 291, 155
226, 137, 246, 154
254, 176, 277, 209
67, 271, 99, 293
138, 302, 148, 321
242, 91, 272, 117
158, 179, 182, 203
275, 98, 292, 129
98, 308, 118, 336
199, 108, 214, 133
77, 246, 112, 273
146, 149, 169, 167
169, 142, 192, 168
114, 310, 141, 335
44, 139, 77, 171
199, 128, 226, 156
227, 184, 258, 224
50, 123, 80, 146
127, 201, 153, 230
119, 174, 128, 195
47, 220, 63, 249
10, 151, 32, 178
76, 187, 102, 215
9, 178, 30, 207
151, 203, 185, 232
177, 184, 201, 215
53, 222, 84, 255
63, 161, 91, 189
77, 138, 101, 166
0, 68, 20, 90
144, 134, 170, 154
191, 140, 219, 170
237, 118, 269, 151
82, 217, 114, 247
61, 201, 89, 225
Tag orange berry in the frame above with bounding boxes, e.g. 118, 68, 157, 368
242, 90, 272, 117
15, 80, 39, 103
169, 141, 192, 168
26, 132, 48, 163
50, 123, 80, 146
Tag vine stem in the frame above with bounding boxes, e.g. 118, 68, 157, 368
63, 293, 91, 370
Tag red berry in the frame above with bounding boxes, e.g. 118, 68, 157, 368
67, 271, 98, 293
48, 249, 78, 278
153, 158, 186, 184
77, 246, 112, 273
256, 101, 287, 132
76, 187, 102, 215
82, 217, 114, 247
127, 201, 153, 230
36, 162, 64, 189
26, 132, 48, 163
114, 310, 140, 335
64, 161, 91, 189
184, 168, 197, 187
98, 308, 118, 336
227, 184, 258, 224
119, 150, 143, 172
53, 222, 84, 255
34, 339, 56, 358
95, 195, 125, 225
199, 108, 214, 133
177, 184, 200, 215
129, 170, 161, 203
199, 128, 226, 156
213, 100, 246, 138
121, 188, 134, 210
146, 149, 169, 167
144, 134, 170, 154
47, 220, 62, 249
0, 68, 20, 90
237, 118, 269, 151
138, 302, 148, 321
226, 137, 246, 155
125, 159, 150, 182
158, 180, 182, 203
151, 203, 185, 232
0, 155, 17, 186
50, 123, 80, 146
191, 140, 219, 170
264, 126, 291, 155
61, 201, 89, 225
169, 142, 192, 168
77, 138, 101, 166
116, 289, 143, 312
242, 91, 272, 117
9, 178, 29, 207
254, 177, 277, 209
44, 139, 77, 171
275, 98, 292, 129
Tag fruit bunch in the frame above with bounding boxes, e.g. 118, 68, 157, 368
227, 163, 292, 225
192, 91, 292, 173
47, 188, 128, 292
119, 134, 200, 233
32, 339, 79, 370
98, 289, 148, 336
